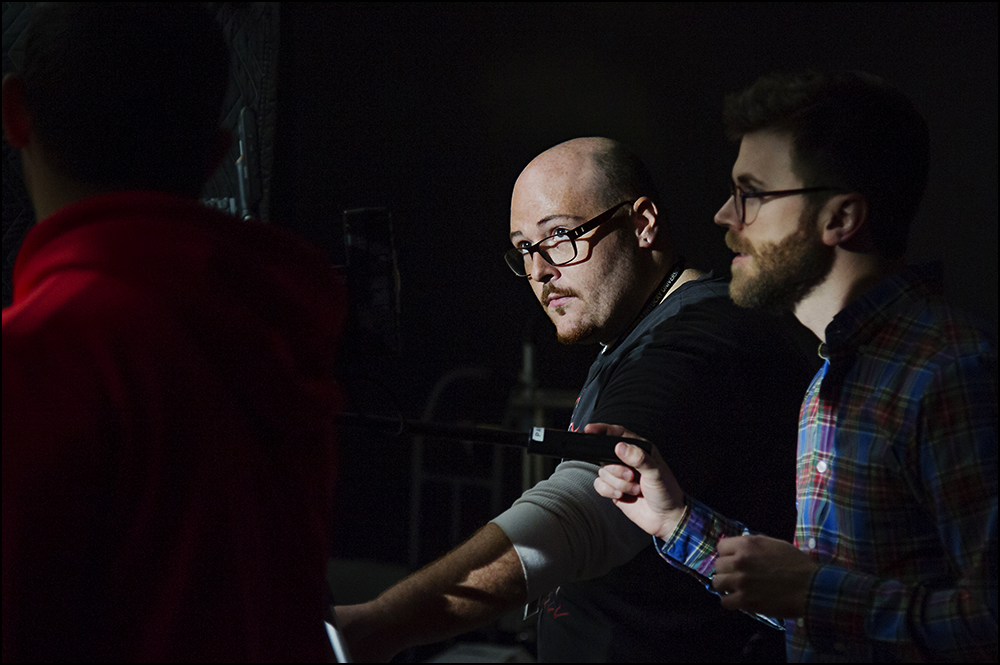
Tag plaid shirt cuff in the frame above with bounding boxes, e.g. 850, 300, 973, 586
654, 496, 747, 579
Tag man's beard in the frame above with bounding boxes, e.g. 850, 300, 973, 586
555, 316, 597, 345
539, 282, 601, 345
726, 209, 834, 312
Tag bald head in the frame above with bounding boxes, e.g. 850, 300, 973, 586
508, 137, 675, 346
514, 137, 661, 214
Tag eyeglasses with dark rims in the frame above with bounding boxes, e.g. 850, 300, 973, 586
729, 182, 843, 226
504, 200, 634, 277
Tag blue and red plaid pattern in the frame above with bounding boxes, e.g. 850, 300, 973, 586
658, 266, 997, 662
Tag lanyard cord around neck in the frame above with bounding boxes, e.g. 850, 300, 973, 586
601, 258, 685, 355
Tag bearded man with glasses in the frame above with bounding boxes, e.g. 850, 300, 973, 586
337, 136, 820, 662
595, 72, 997, 662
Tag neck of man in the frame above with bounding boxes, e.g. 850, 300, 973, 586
22, 143, 122, 222
652, 247, 704, 303
600, 255, 703, 350
793, 248, 902, 342
666, 267, 703, 300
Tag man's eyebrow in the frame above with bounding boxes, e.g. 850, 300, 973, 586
509, 214, 584, 242
537, 213, 582, 225
734, 173, 766, 188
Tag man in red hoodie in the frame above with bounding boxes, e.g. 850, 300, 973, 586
2, 4, 346, 660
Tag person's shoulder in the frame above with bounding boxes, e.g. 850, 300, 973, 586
866, 273, 995, 370
634, 276, 820, 376
639, 273, 726, 330
667, 272, 730, 306
4, 265, 130, 333
653, 275, 812, 344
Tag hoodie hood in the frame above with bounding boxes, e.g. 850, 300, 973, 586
10, 190, 347, 447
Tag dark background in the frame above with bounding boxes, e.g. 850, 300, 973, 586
268, 1, 998, 574
274, 1, 998, 388
2, 2, 996, 656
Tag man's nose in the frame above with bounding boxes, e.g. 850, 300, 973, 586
714, 195, 740, 229
529, 251, 559, 283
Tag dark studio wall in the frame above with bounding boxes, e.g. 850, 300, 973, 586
269, 2, 998, 566
1, 0, 995, 598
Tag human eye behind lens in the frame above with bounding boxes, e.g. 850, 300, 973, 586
513, 235, 538, 252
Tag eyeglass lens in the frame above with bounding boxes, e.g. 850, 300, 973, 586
516, 235, 577, 275
730, 184, 759, 225
730, 184, 741, 224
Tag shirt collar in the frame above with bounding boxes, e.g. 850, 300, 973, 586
823, 263, 944, 355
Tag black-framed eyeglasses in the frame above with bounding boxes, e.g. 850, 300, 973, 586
730, 182, 842, 226
504, 200, 634, 277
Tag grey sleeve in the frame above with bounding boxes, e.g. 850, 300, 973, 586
490, 459, 651, 602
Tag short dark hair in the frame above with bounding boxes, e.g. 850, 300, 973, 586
20, 2, 228, 197
591, 141, 662, 214
723, 71, 929, 257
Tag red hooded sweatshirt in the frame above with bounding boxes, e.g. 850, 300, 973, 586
3, 191, 346, 661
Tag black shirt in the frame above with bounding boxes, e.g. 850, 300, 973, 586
537, 274, 820, 662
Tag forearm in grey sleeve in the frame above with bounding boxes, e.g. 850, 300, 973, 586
490, 460, 651, 602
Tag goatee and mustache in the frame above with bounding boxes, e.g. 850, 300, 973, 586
726, 211, 834, 312
539, 283, 595, 345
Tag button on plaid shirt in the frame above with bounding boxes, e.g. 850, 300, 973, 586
658, 266, 997, 661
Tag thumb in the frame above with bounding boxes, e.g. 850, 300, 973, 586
615, 441, 661, 474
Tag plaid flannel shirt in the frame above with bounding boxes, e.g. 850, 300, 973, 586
658, 266, 997, 662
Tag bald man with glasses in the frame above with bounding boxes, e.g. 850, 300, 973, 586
337, 137, 819, 662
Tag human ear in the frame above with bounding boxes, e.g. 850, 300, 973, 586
2, 74, 32, 149
819, 193, 869, 248
633, 196, 660, 247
